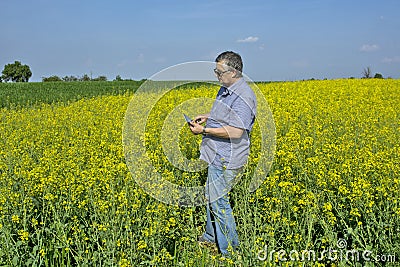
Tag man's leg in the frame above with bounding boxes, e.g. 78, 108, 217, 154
205, 166, 240, 255
210, 192, 239, 255
200, 203, 216, 243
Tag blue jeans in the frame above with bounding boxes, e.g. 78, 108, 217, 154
202, 165, 241, 255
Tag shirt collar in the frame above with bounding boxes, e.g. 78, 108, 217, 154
226, 78, 245, 95
221, 87, 230, 96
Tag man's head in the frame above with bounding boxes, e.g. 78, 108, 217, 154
214, 51, 243, 87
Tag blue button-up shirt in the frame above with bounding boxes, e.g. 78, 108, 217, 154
200, 78, 257, 169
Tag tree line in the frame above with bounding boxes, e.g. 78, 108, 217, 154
0, 61, 390, 83
0, 61, 135, 83
42, 74, 108, 82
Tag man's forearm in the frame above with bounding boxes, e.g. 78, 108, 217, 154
204, 125, 244, 139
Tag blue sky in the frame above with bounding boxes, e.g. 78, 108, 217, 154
1, 0, 399, 81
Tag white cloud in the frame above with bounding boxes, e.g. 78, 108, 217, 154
382, 56, 400, 64
237, 36, 259, 43
360, 44, 379, 52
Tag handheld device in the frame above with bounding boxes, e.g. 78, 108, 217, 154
183, 114, 194, 127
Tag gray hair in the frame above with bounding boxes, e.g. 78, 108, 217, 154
215, 51, 243, 77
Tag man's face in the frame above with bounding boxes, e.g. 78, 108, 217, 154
214, 61, 235, 87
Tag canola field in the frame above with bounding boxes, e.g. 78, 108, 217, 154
0, 79, 399, 266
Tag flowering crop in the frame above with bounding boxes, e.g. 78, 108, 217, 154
0, 79, 399, 266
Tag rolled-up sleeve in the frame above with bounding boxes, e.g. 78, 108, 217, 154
229, 95, 256, 131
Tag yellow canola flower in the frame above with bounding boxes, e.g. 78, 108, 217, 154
0, 79, 399, 265
18, 229, 29, 241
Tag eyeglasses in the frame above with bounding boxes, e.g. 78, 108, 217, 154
213, 68, 231, 77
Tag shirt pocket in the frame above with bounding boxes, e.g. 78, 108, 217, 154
210, 100, 232, 125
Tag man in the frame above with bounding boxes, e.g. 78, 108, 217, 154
189, 51, 257, 256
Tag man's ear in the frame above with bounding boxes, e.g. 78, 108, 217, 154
231, 70, 240, 78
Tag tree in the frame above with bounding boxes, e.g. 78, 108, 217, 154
62, 75, 78, 82
1, 61, 32, 82
374, 73, 383, 79
81, 74, 91, 81
362, 67, 372, 79
42, 75, 62, 82
92, 75, 107, 81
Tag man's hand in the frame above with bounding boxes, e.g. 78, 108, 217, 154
190, 123, 244, 139
193, 113, 210, 124
189, 121, 204, 135
190, 113, 244, 139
